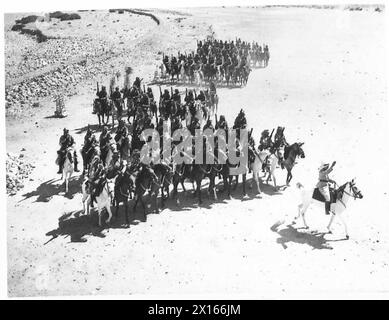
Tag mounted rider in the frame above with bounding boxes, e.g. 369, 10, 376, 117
81, 128, 98, 165
161, 89, 171, 101
273, 126, 288, 148
146, 87, 154, 101
172, 89, 181, 104
317, 161, 337, 215
99, 126, 112, 164
209, 81, 217, 95
89, 158, 107, 207
133, 77, 142, 92
96, 85, 108, 105
57, 128, 79, 174
196, 90, 206, 103
114, 119, 128, 153
111, 86, 123, 118
185, 90, 195, 104
258, 129, 274, 151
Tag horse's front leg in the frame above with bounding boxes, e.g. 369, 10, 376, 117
254, 171, 262, 194
287, 170, 292, 186
115, 198, 119, 218
98, 208, 102, 227
326, 211, 335, 233
197, 179, 202, 205
154, 191, 159, 214
233, 175, 239, 191
133, 194, 139, 212
228, 175, 233, 199
337, 213, 349, 239
105, 204, 112, 224
124, 201, 130, 227
242, 174, 248, 198
140, 196, 147, 221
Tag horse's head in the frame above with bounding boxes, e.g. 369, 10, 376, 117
349, 179, 363, 199
297, 142, 305, 158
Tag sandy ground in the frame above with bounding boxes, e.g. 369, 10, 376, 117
6, 7, 389, 297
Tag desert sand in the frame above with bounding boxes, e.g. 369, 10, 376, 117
5, 6, 389, 297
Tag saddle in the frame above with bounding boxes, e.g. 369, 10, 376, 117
312, 188, 337, 203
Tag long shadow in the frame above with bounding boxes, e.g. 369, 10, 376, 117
43, 173, 285, 243
45, 210, 112, 244
21, 175, 83, 202
74, 123, 101, 135
270, 223, 334, 250
44, 115, 67, 119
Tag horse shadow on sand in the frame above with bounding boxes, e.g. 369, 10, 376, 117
21, 175, 83, 203
44, 206, 143, 244
43, 175, 286, 243
74, 124, 101, 135
270, 221, 348, 250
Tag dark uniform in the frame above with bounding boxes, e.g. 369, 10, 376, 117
57, 128, 79, 173
172, 89, 181, 104
111, 87, 122, 118
99, 127, 111, 163
133, 77, 142, 92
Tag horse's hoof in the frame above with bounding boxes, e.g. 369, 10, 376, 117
327, 229, 332, 234
345, 235, 349, 240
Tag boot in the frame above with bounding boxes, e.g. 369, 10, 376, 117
74, 152, 80, 172
325, 201, 331, 215
57, 165, 63, 174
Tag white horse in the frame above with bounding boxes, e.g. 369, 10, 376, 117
255, 150, 281, 189
159, 62, 167, 79
294, 179, 363, 239
194, 69, 204, 86
81, 179, 113, 227
179, 61, 186, 83
247, 149, 263, 195
62, 148, 74, 193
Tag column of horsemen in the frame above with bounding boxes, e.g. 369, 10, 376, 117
56, 38, 306, 226
159, 38, 269, 85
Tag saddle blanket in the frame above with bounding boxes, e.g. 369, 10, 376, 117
312, 188, 337, 203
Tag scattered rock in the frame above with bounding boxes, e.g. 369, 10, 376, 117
6, 152, 34, 195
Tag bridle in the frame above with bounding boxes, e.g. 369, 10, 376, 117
344, 181, 362, 200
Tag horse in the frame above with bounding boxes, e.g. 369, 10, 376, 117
294, 179, 363, 239
61, 148, 74, 193
153, 163, 174, 209
159, 62, 167, 80
116, 134, 131, 161
103, 142, 117, 167
81, 179, 113, 227
113, 168, 136, 227
281, 142, 305, 186
194, 68, 204, 86
93, 98, 110, 127
81, 143, 99, 176
133, 165, 160, 220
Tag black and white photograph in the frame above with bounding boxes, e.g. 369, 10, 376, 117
2, 0, 389, 299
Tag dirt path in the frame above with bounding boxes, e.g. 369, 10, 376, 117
6, 7, 389, 297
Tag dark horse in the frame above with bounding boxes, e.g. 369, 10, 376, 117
153, 163, 174, 209
113, 167, 137, 227
133, 165, 160, 221
281, 142, 305, 185
93, 98, 110, 127
81, 143, 99, 176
